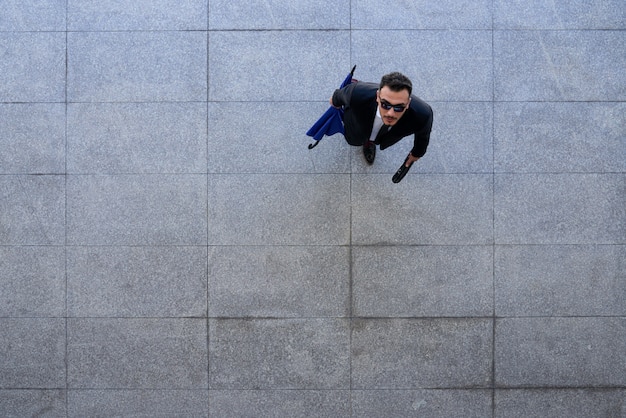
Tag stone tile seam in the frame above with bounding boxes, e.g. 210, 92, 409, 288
81, 386, 626, 390
7, 171, 617, 175
1, 386, 624, 392
2, 172, 624, 175
3, 100, 624, 105
1, 172, 624, 176
4, 315, 623, 320
2, 243, 624, 248
4, 28, 625, 32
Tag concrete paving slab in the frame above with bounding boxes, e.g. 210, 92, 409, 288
0, 247, 65, 317
68, 31, 207, 102
0, 104, 65, 174
0, 32, 65, 102
0, 1, 624, 415
494, 0, 626, 29
208, 246, 349, 318
420, 102, 493, 174
209, 0, 349, 30
209, 102, 351, 174
66, 174, 207, 245
352, 0, 492, 29
68, 390, 208, 417
496, 245, 626, 316
495, 102, 626, 173
209, 390, 350, 417
352, 389, 492, 417
352, 30, 492, 101
351, 318, 493, 389
495, 173, 625, 244
0, 0, 65, 31
495, 317, 626, 387
209, 319, 350, 390
209, 31, 350, 102
495, 389, 626, 417
0, 390, 66, 418
67, 0, 207, 31
352, 174, 493, 245
0, 175, 65, 245
207, 174, 350, 245
495, 30, 626, 101
67, 102, 207, 174
67, 246, 207, 317
67, 318, 208, 389
0, 319, 66, 388
352, 245, 493, 317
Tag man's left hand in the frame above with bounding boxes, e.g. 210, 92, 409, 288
405, 153, 419, 166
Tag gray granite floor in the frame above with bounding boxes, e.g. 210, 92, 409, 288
1, 1, 624, 417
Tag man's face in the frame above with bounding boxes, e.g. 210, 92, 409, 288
377, 86, 411, 126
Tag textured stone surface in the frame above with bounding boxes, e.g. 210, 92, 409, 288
68, 0, 207, 30
67, 318, 208, 389
351, 319, 493, 389
0, 104, 65, 174
67, 103, 207, 174
207, 174, 350, 245
495, 245, 626, 316
495, 389, 626, 417
352, 30, 493, 101
0, 33, 65, 102
352, 245, 493, 317
0, 319, 66, 388
494, 174, 624, 244
209, 0, 349, 29
209, 319, 350, 390
68, 390, 209, 417
0, 390, 66, 418
208, 102, 351, 174
495, 317, 626, 387
0, 247, 65, 317
208, 246, 349, 317
353, 0, 492, 29
352, 389, 493, 417
1, 1, 623, 416
352, 174, 493, 245
495, 30, 625, 101
494, 0, 626, 29
66, 174, 207, 245
0, 176, 65, 245
494, 102, 626, 173
68, 31, 206, 102
210, 390, 351, 417
209, 31, 350, 102
67, 246, 207, 317
0, 0, 65, 31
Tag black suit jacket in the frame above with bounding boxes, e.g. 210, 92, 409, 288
332, 82, 433, 158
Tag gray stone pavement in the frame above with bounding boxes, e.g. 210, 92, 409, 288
0, 1, 624, 417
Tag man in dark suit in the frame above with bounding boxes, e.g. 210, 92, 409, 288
330, 72, 433, 170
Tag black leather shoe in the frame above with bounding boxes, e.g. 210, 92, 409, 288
363, 141, 376, 164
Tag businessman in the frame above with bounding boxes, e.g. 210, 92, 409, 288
330, 72, 432, 180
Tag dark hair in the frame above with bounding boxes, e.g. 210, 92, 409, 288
380, 72, 412, 96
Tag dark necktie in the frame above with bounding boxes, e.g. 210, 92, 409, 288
374, 124, 389, 144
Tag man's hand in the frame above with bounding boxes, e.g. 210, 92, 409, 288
405, 153, 419, 166
329, 96, 340, 108
392, 153, 418, 183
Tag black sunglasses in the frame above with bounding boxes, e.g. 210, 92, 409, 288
380, 99, 407, 113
